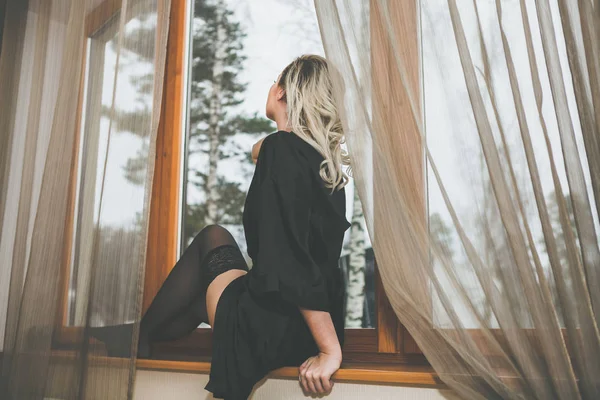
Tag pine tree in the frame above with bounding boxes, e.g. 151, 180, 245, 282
105, 1, 274, 246
184, 0, 274, 246
542, 191, 577, 327
429, 212, 454, 259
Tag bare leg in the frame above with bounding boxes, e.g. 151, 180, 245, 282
206, 269, 248, 327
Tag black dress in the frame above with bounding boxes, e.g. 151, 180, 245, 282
204, 130, 352, 399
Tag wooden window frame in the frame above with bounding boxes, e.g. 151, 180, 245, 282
144, 0, 428, 368
54, 0, 437, 384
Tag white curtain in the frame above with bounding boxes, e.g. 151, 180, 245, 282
315, 0, 600, 398
0, 0, 170, 398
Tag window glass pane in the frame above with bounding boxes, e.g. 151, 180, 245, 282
68, 10, 160, 326
422, 1, 596, 329
182, 0, 374, 328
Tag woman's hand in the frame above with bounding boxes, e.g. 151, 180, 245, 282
298, 351, 342, 395
297, 307, 342, 394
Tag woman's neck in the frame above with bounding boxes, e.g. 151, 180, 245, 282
274, 113, 291, 132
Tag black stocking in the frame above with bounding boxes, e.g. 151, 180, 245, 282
89, 224, 248, 358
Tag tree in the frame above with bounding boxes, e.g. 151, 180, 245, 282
106, 0, 274, 246
545, 191, 577, 265
345, 185, 368, 327
429, 212, 454, 260
90, 225, 145, 325
541, 191, 577, 326
322, 0, 370, 328
183, 0, 274, 246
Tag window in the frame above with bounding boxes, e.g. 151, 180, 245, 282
421, 0, 596, 332
148, 0, 424, 364
66, 11, 124, 327
57, 1, 160, 341
58, 0, 427, 370
180, 0, 376, 331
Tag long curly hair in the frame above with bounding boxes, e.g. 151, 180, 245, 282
278, 54, 350, 193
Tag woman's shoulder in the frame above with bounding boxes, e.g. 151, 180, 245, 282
258, 131, 351, 230
258, 130, 319, 183
262, 130, 316, 155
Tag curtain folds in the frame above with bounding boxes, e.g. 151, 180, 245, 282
315, 0, 600, 399
0, 0, 170, 398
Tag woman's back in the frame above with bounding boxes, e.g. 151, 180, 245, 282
204, 130, 350, 399
243, 130, 350, 270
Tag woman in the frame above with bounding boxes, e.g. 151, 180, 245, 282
91, 54, 352, 399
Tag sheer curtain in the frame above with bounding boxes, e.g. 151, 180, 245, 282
315, 0, 600, 399
0, 0, 170, 398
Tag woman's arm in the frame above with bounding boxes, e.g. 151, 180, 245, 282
252, 136, 267, 164
298, 307, 342, 395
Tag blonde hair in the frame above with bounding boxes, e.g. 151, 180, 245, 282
278, 54, 350, 194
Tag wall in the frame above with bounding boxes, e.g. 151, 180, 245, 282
134, 370, 460, 400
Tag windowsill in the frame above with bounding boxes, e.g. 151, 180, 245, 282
28, 349, 442, 387
2, 348, 441, 387
136, 359, 443, 387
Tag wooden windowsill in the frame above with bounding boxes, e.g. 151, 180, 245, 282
6, 349, 441, 387
137, 359, 444, 387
